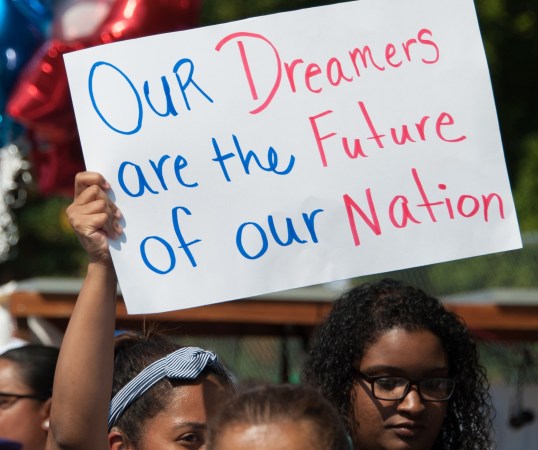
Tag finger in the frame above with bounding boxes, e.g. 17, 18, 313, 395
82, 196, 122, 234
68, 209, 108, 235
68, 198, 108, 219
73, 184, 122, 220
67, 201, 122, 238
73, 171, 110, 198
72, 184, 109, 207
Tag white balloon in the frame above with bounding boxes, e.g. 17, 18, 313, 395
53, 0, 114, 41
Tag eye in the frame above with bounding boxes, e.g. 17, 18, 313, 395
376, 377, 406, 391
422, 378, 454, 392
177, 432, 204, 449
0, 396, 14, 409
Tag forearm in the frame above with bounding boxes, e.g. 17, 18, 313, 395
47, 262, 117, 450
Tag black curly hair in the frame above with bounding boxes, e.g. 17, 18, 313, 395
301, 278, 493, 450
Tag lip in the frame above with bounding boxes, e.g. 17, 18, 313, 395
388, 422, 425, 438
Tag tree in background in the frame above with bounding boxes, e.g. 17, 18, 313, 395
475, 0, 538, 229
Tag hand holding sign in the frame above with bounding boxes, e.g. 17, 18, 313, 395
67, 171, 122, 266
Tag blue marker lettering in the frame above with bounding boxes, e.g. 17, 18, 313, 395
235, 209, 324, 260
211, 134, 295, 182
118, 161, 159, 197
144, 76, 178, 117
140, 236, 176, 274
236, 222, 269, 260
89, 58, 213, 135
172, 206, 201, 268
173, 58, 214, 110
89, 61, 143, 135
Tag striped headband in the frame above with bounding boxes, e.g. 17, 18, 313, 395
108, 346, 229, 430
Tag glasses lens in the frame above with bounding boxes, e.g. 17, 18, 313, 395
373, 377, 409, 400
419, 378, 455, 401
0, 396, 17, 409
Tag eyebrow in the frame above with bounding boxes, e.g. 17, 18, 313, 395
171, 422, 206, 431
360, 365, 449, 374
0, 391, 41, 398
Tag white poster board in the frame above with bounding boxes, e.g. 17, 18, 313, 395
64, 0, 521, 314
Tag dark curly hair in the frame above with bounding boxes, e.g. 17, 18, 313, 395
301, 278, 493, 450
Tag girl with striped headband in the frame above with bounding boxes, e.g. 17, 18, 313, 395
46, 171, 235, 450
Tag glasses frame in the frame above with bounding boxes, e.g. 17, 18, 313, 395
356, 372, 455, 402
0, 391, 44, 409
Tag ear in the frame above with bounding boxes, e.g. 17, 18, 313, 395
109, 429, 129, 450
40, 398, 52, 431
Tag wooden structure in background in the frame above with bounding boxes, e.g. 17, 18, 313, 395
3, 278, 336, 342
3, 278, 538, 342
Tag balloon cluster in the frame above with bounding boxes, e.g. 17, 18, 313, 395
0, 0, 202, 260
5, 0, 202, 195
1, 0, 51, 260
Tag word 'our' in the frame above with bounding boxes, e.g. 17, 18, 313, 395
88, 59, 212, 135
139, 207, 324, 274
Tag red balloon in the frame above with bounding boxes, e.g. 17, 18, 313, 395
7, 0, 202, 195
96, 0, 201, 43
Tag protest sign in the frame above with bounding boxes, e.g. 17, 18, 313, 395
64, 0, 521, 314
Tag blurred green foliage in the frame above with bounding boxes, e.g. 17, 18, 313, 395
1, 0, 537, 291
0, 194, 87, 283
354, 234, 538, 296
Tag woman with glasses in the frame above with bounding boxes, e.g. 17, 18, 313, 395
0, 344, 59, 450
302, 278, 493, 450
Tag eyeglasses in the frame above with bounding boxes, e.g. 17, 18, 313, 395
356, 372, 455, 402
0, 391, 44, 410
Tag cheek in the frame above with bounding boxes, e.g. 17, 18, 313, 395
350, 389, 387, 449
0, 405, 40, 439
429, 402, 449, 428
351, 385, 384, 429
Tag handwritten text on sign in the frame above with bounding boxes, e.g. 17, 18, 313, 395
64, 0, 521, 314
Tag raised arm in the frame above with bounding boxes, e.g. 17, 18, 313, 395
47, 172, 123, 450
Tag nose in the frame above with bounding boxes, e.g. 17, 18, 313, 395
396, 386, 425, 416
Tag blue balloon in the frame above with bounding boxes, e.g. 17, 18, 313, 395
11, 0, 52, 34
0, 0, 52, 145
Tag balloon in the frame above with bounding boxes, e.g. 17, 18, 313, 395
6, 0, 202, 195
11, 0, 52, 34
0, 0, 52, 145
52, 0, 114, 42
89, 0, 201, 43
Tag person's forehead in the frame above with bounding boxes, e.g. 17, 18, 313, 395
0, 359, 26, 390
218, 420, 317, 450
137, 375, 233, 438
156, 381, 222, 422
360, 328, 448, 371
